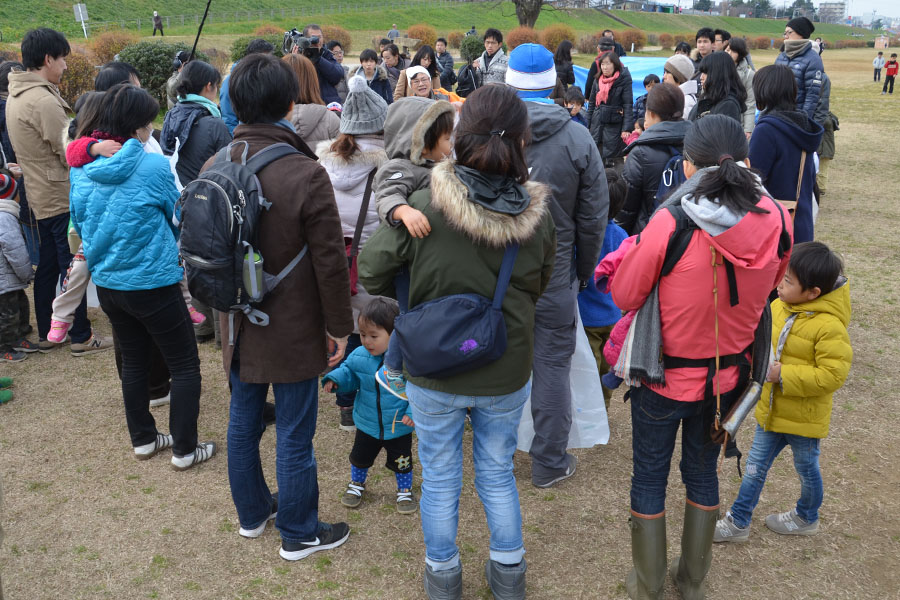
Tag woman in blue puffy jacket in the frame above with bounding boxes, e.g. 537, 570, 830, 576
69, 83, 216, 471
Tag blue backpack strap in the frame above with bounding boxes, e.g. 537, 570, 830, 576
491, 244, 520, 310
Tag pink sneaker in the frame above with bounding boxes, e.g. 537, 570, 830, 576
188, 306, 207, 325
47, 319, 71, 344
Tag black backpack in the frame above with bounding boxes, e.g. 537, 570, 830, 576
455, 64, 480, 98
179, 141, 308, 341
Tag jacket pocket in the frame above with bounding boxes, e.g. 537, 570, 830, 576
46, 163, 69, 182
599, 104, 625, 125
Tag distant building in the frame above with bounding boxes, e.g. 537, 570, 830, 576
818, 1, 847, 24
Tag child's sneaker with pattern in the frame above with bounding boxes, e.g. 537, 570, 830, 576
396, 489, 417, 514
765, 508, 819, 536
47, 319, 71, 344
188, 306, 207, 325
713, 511, 750, 543
1, 350, 27, 363
341, 482, 365, 508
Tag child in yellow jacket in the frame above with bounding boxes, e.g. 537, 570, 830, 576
714, 242, 852, 542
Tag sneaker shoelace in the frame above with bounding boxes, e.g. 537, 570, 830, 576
397, 490, 413, 502
346, 482, 365, 497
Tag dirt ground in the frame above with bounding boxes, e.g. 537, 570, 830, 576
1, 48, 898, 600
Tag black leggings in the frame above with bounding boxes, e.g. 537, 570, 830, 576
97, 283, 200, 456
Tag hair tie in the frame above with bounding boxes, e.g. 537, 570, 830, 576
490, 129, 505, 137
717, 154, 733, 166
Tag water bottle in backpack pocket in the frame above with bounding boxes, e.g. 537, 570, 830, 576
179, 141, 308, 341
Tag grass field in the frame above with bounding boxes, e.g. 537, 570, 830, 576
1, 47, 899, 600
0, 1, 880, 44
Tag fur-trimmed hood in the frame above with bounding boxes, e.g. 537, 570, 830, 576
316, 135, 387, 193
383, 96, 455, 165
429, 160, 549, 247
353, 64, 390, 83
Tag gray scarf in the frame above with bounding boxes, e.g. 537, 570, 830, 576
783, 39, 811, 60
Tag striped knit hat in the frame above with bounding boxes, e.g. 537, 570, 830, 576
0, 173, 17, 201
505, 43, 557, 99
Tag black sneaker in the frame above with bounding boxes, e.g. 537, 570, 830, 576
279, 522, 350, 561
339, 407, 356, 432
532, 453, 577, 489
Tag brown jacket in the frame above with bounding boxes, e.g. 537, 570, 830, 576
212, 124, 354, 383
5, 70, 71, 220
393, 69, 442, 101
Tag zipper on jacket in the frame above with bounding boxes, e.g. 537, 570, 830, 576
376, 358, 385, 440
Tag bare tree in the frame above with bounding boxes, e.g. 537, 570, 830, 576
490, 0, 559, 28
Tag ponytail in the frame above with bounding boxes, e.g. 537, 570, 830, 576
684, 114, 767, 214
330, 133, 359, 161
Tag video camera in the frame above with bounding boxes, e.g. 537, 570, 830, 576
283, 28, 321, 60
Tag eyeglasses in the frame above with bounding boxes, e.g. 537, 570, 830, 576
332, 50, 344, 56
783, 29, 794, 37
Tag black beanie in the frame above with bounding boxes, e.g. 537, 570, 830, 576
787, 17, 815, 39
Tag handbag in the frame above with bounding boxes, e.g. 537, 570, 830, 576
392, 243, 519, 379
345, 168, 377, 296
776, 150, 806, 219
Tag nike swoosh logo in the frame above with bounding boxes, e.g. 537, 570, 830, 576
304, 537, 321, 546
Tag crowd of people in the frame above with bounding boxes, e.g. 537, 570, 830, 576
0, 17, 854, 600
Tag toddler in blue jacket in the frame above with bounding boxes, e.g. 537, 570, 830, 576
323, 297, 417, 514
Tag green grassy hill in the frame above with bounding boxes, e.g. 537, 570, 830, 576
1, 1, 877, 44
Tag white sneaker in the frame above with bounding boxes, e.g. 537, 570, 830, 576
171, 441, 217, 471
239, 493, 278, 538
150, 393, 170, 408
713, 511, 750, 543
134, 433, 173, 460
765, 508, 819, 536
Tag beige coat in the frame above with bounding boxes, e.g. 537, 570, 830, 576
289, 103, 341, 150
5, 70, 71, 220
393, 69, 442, 101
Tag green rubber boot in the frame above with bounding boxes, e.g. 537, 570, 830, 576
0, 377, 12, 389
669, 504, 719, 600
625, 514, 667, 600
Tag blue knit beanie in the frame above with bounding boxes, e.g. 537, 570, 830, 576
505, 43, 557, 99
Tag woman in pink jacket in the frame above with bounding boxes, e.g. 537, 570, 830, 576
611, 115, 791, 600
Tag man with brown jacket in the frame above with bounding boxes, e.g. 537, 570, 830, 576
6, 28, 109, 354
214, 53, 355, 562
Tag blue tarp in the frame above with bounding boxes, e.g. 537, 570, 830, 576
575, 57, 669, 102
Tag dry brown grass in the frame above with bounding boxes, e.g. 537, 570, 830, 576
2, 48, 899, 599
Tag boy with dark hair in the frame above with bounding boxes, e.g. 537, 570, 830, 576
474, 28, 508, 84
633, 73, 659, 121
713, 29, 731, 52
323, 297, 418, 514
715, 241, 852, 543
565, 86, 588, 128
6, 28, 109, 355
692, 27, 715, 72
219, 52, 355, 562
873, 51, 885, 82
883, 53, 898, 95
434, 37, 456, 90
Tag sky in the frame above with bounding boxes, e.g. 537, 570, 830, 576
816, 0, 895, 18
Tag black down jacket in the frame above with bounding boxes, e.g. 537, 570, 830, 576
586, 68, 634, 162
618, 118, 692, 235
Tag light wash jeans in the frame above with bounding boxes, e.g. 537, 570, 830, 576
407, 380, 530, 571
729, 424, 823, 528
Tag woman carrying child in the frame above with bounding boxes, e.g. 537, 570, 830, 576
611, 115, 790, 600
359, 85, 556, 600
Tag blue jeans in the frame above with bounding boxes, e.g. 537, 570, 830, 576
729, 425, 823, 528
407, 380, 529, 570
22, 223, 39, 266
630, 385, 728, 515
383, 268, 409, 372
227, 351, 320, 543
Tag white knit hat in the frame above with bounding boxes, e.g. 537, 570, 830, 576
340, 76, 389, 135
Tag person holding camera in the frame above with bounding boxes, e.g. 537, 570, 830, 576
287, 25, 345, 106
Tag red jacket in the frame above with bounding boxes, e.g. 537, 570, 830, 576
886, 60, 899, 77
611, 196, 791, 402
